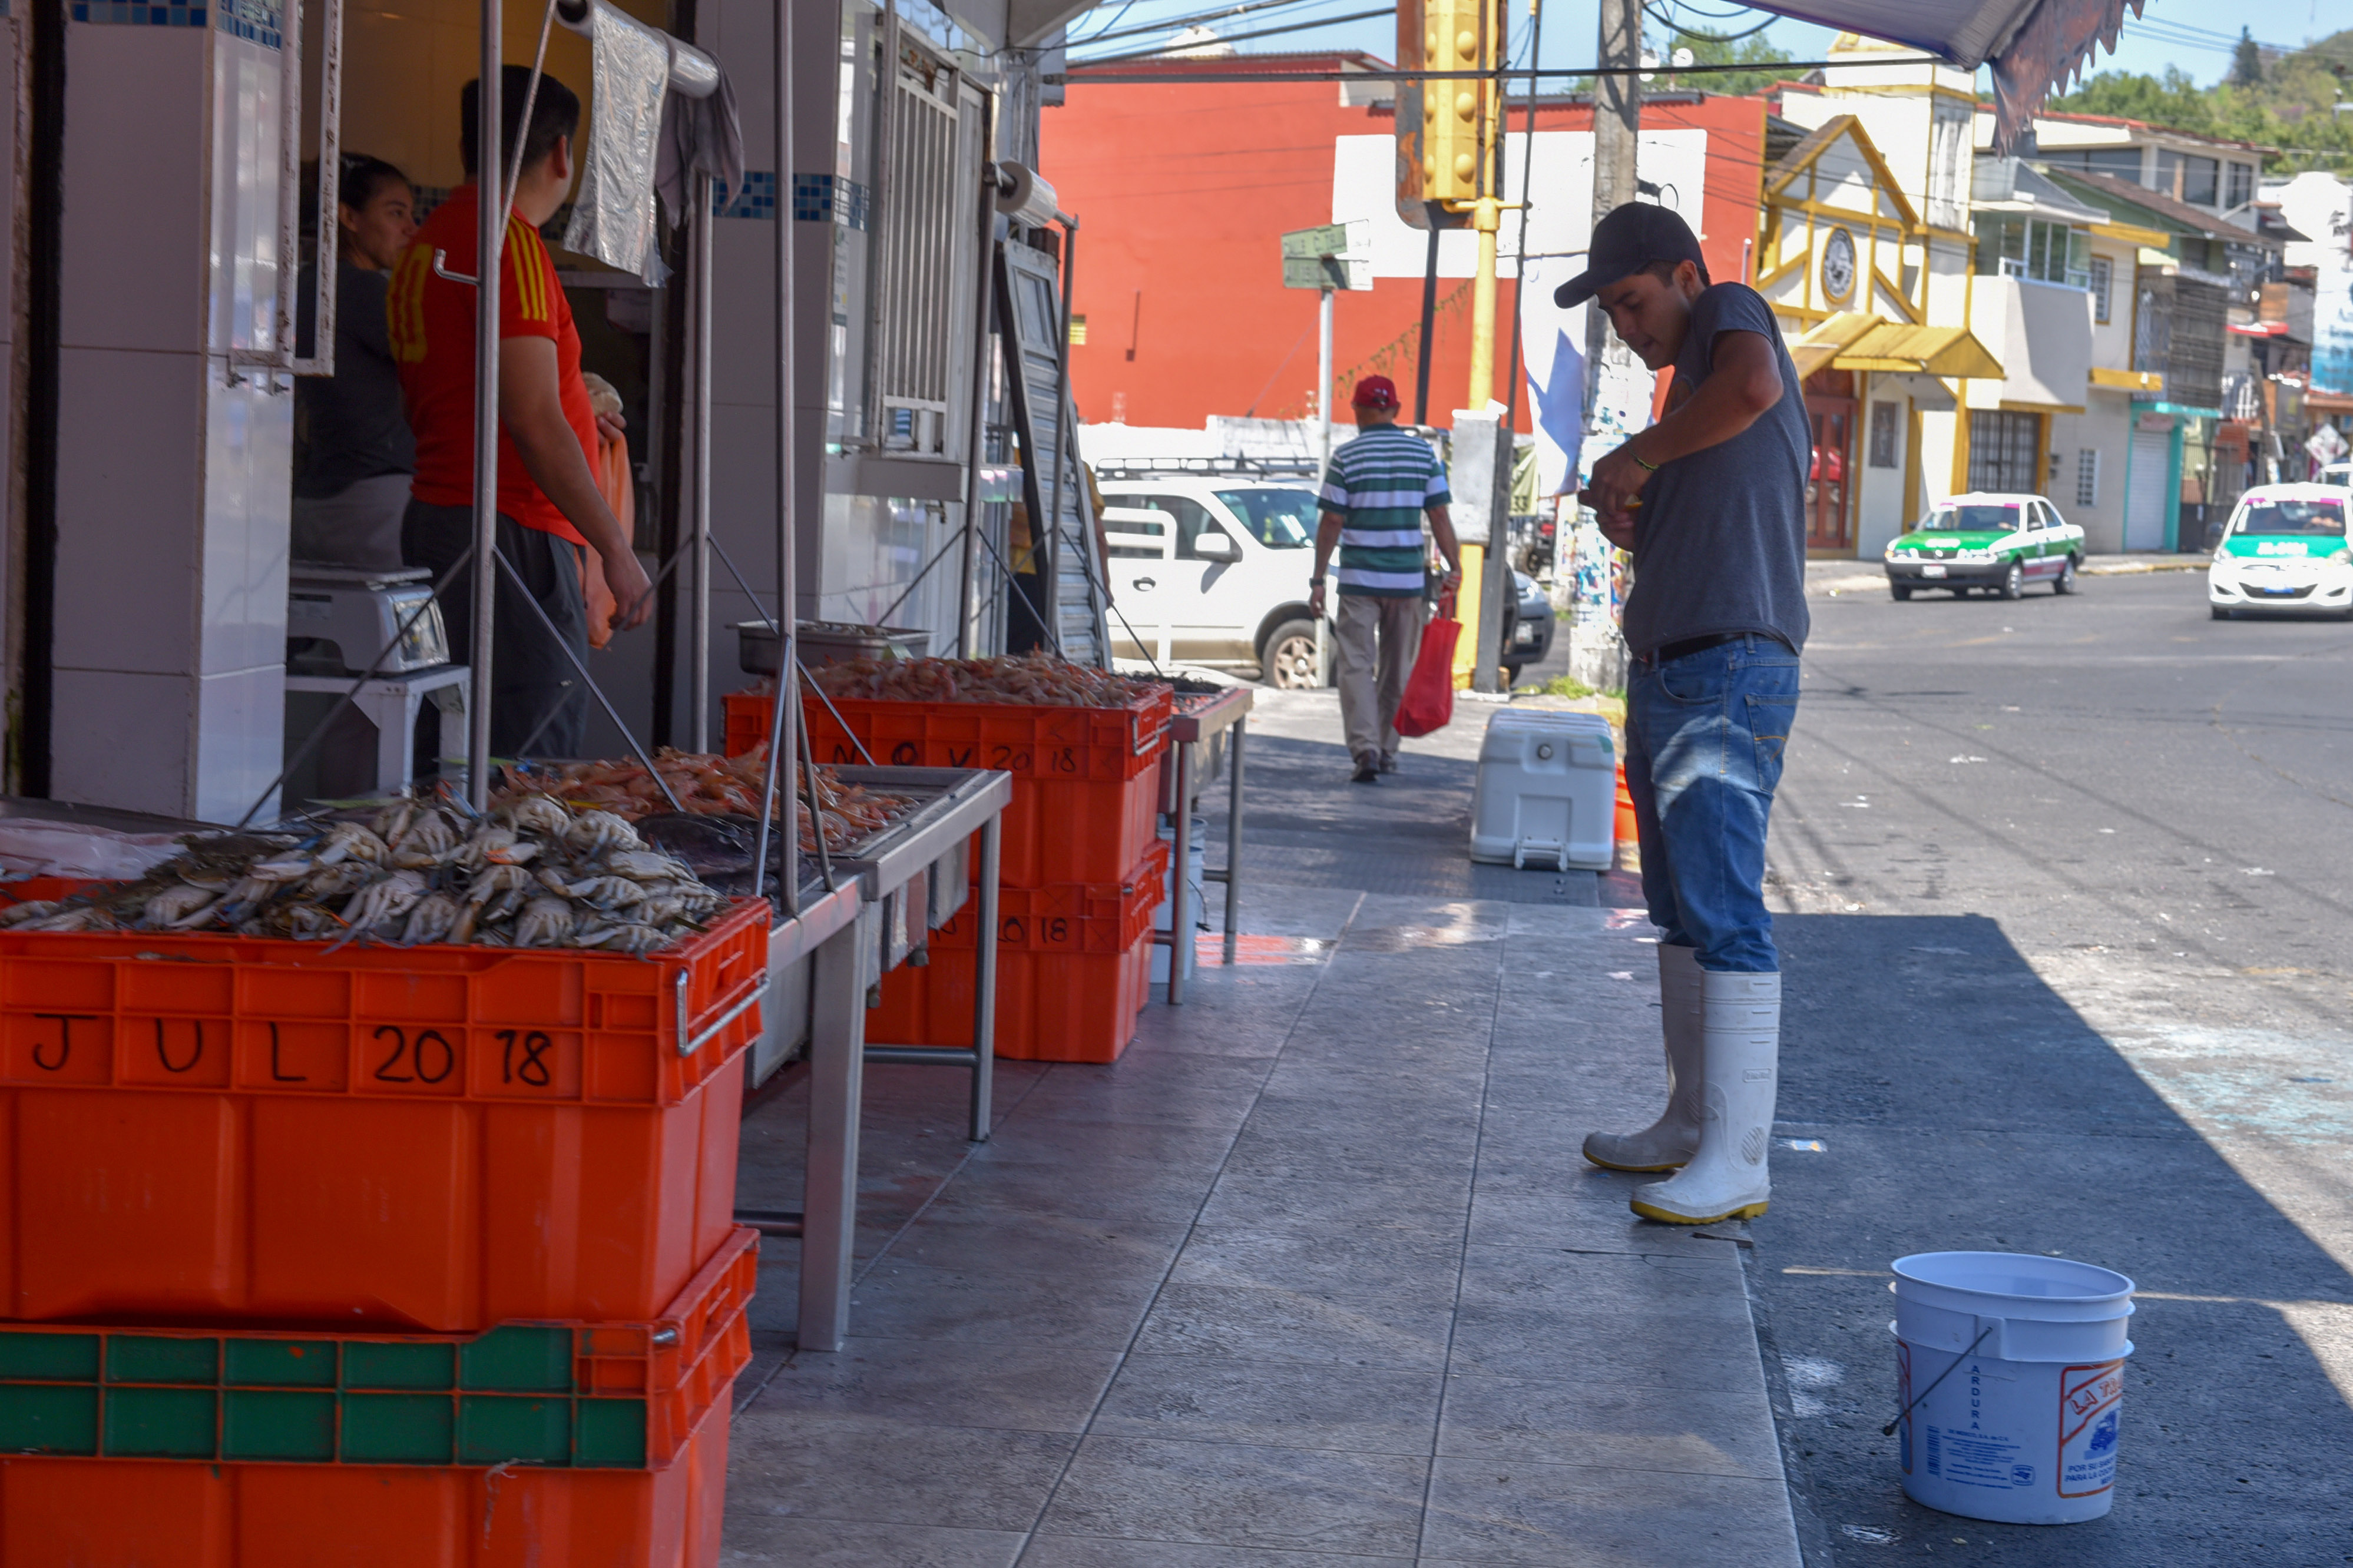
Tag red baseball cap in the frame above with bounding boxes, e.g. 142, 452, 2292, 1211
1351, 375, 1399, 410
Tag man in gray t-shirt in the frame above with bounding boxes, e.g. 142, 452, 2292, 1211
1557, 203, 1808, 1229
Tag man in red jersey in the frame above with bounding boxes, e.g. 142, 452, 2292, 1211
389, 67, 651, 758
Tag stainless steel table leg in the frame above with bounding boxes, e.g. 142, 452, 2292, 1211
798, 902, 874, 1354
969, 817, 1000, 1143
1224, 716, 1246, 953
1168, 736, 1193, 1005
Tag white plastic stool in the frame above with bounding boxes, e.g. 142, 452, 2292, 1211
283, 665, 471, 796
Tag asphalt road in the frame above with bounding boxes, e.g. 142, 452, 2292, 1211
1751, 570, 2353, 1566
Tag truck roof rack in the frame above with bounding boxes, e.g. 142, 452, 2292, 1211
1091, 454, 1322, 480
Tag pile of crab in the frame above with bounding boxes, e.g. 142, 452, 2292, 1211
0, 795, 732, 954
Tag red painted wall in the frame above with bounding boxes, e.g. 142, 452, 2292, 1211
1041, 58, 1767, 433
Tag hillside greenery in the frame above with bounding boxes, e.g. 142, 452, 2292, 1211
2051, 29, 2353, 173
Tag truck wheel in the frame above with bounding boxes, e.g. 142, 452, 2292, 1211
1889, 582, 1912, 601
1260, 619, 1323, 689
2053, 555, 2079, 595
1997, 562, 2024, 601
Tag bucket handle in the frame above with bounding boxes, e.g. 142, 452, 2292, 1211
1880, 1322, 1993, 1436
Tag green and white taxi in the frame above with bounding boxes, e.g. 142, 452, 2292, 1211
2207, 484, 2352, 619
1883, 493, 2086, 600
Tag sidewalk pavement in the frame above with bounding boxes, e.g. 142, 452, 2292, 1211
1806, 552, 2203, 596
721, 695, 1802, 1566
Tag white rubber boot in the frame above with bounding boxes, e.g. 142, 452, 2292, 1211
1582, 943, 1706, 1172
1630, 969, 1780, 1225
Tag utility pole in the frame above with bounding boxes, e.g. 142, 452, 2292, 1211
1585, 0, 1640, 420
1318, 281, 1335, 470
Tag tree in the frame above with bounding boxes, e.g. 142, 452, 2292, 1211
1663, 26, 1796, 98
2230, 26, 2263, 88
2051, 67, 2219, 137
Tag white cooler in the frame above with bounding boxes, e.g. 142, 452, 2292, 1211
1468, 710, 1616, 871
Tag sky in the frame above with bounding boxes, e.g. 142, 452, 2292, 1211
1063, 0, 2348, 91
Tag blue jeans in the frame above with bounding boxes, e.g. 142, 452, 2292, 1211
1624, 634, 1800, 973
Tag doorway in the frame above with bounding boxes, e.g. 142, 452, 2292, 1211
1803, 369, 1855, 552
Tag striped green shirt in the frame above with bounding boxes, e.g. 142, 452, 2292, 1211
1319, 426, 1450, 597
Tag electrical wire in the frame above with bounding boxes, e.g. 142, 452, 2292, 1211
1643, 2, 1777, 47
1074, 5, 1392, 64
1070, 0, 1338, 49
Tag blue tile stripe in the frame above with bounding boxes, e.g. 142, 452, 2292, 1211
713, 173, 777, 221
710, 173, 871, 229
72, 1, 209, 26
793, 173, 869, 230
214, 0, 279, 46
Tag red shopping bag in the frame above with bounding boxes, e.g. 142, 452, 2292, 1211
1393, 599, 1460, 738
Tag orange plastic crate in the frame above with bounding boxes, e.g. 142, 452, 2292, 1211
0, 1226, 756, 1475
727, 687, 1171, 889
928, 838, 1169, 957
0, 1371, 732, 1567
871, 939, 1154, 1065
0, 903, 769, 1332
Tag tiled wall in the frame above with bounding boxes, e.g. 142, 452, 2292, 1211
52, 22, 292, 821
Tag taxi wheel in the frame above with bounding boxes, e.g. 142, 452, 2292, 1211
2210, 605, 2232, 620
1997, 562, 2024, 601
2053, 556, 2079, 595
1889, 583, 1912, 601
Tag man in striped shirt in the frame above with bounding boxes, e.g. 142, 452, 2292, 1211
1309, 377, 1462, 783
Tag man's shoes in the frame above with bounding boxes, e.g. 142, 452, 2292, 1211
1378, 754, 1398, 774
1351, 760, 1381, 784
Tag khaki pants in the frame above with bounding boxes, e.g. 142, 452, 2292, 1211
1333, 592, 1424, 765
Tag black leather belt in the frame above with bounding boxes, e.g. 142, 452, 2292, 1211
1645, 632, 1743, 665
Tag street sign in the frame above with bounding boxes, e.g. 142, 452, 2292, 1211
1281, 223, 1352, 258
1283, 255, 1372, 291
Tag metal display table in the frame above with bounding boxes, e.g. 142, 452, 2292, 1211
1154, 685, 1253, 1005
736, 767, 1011, 1355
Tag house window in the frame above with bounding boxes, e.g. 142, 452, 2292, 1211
1972, 216, 2091, 289
1867, 402, 1900, 468
2076, 449, 2101, 509
2046, 145, 2143, 183
2226, 161, 2254, 208
2089, 256, 2112, 323
2156, 149, 2219, 206
1967, 410, 2042, 493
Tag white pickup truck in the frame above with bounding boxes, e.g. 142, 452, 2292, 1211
1098, 474, 1329, 686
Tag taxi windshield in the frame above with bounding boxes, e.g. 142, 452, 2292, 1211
1214, 489, 1318, 549
2232, 499, 2346, 537
1920, 505, 2021, 532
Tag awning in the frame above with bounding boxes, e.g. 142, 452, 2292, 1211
1735, 0, 2144, 153
1789, 312, 2004, 381
2089, 366, 2163, 393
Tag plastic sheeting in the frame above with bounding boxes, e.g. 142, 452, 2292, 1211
561, 0, 671, 284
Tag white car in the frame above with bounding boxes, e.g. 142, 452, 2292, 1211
1098, 475, 1330, 685
2207, 483, 2353, 620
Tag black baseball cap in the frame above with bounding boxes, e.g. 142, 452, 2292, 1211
1553, 203, 1706, 307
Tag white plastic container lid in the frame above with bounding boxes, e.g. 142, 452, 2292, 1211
1892, 1251, 2135, 1321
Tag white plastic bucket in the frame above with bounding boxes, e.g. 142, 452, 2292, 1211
1889, 1251, 2136, 1525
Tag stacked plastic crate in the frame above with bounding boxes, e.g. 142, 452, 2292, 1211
727, 681, 1172, 1063
0, 896, 772, 1566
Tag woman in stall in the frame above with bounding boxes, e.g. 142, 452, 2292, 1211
292, 154, 419, 571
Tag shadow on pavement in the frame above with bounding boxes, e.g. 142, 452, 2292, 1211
1753, 911, 2353, 1566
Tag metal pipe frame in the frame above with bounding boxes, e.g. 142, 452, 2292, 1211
465, 0, 503, 812
690, 170, 714, 751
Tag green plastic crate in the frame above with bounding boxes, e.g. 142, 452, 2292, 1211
0, 1324, 648, 1468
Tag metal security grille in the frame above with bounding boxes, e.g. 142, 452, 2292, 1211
1968, 411, 2041, 495
865, 29, 979, 455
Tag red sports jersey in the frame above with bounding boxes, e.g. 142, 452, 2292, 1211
388, 184, 594, 546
